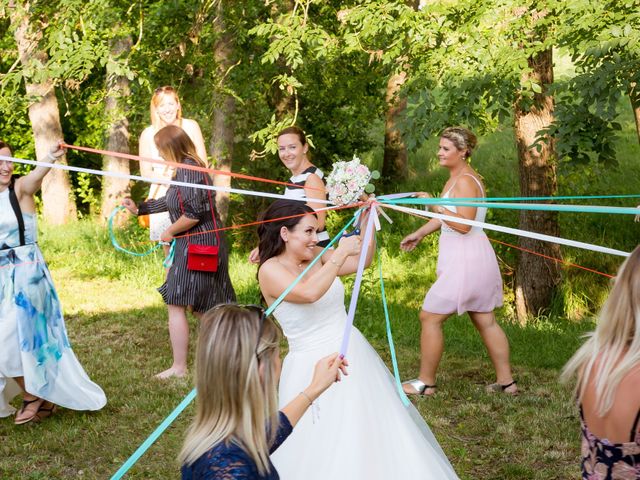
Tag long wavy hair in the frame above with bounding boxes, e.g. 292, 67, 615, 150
257, 199, 316, 268
179, 304, 282, 474
154, 125, 207, 169
561, 245, 640, 416
150, 86, 183, 129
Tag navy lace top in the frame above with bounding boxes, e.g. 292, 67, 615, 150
580, 405, 640, 479
181, 412, 293, 479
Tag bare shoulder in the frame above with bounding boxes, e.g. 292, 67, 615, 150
258, 257, 284, 282
181, 118, 202, 133
453, 173, 483, 196
139, 126, 154, 142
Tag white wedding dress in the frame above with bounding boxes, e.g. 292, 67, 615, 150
271, 278, 459, 479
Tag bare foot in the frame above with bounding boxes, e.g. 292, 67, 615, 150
154, 367, 187, 379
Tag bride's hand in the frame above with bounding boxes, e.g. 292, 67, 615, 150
336, 235, 362, 258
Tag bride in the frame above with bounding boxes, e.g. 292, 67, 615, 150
257, 199, 459, 479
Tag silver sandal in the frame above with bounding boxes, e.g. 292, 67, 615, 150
402, 378, 437, 396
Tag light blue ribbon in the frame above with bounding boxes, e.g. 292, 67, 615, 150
381, 198, 640, 215
108, 206, 163, 257
377, 245, 410, 407
110, 211, 361, 479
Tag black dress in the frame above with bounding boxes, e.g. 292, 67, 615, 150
138, 158, 236, 312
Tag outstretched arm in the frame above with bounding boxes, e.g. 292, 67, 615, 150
16, 144, 65, 200
258, 236, 361, 304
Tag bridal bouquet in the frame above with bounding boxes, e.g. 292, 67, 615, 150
326, 156, 379, 206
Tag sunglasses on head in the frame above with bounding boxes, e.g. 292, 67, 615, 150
210, 303, 267, 358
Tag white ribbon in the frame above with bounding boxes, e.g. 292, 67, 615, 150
0, 154, 334, 205
383, 203, 630, 258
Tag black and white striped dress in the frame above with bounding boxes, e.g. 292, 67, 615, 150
284, 166, 330, 247
138, 158, 236, 312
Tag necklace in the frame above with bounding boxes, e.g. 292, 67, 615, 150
277, 256, 305, 272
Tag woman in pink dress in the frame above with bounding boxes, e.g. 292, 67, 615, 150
400, 127, 517, 396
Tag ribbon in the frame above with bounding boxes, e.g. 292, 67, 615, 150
339, 205, 378, 356
377, 245, 410, 406
110, 212, 361, 480
61, 142, 326, 192
0, 154, 333, 204
383, 197, 640, 216
382, 202, 630, 258
107, 206, 163, 257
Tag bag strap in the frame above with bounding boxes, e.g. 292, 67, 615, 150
176, 170, 220, 247
8, 177, 26, 246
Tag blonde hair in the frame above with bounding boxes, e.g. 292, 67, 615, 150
179, 305, 281, 475
154, 125, 207, 169
441, 126, 477, 159
561, 245, 640, 416
150, 86, 183, 129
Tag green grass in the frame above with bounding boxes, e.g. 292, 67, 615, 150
1, 107, 638, 478
1, 218, 594, 480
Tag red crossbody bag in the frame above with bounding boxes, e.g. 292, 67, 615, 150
177, 174, 220, 272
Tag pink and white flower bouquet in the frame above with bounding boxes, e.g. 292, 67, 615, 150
326, 156, 379, 206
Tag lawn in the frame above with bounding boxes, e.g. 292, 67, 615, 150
1, 113, 638, 479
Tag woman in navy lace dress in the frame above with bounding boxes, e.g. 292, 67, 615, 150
562, 246, 640, 479
179, 304, 346, 479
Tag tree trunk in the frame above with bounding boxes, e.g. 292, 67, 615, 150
513, 48, 562, 323
12, 2, 76, 224
210, 2, 235, 224
382, 1, 417, 183
629, 84, 640, 146
271, 0, 296, 121
382, 71, 408, 182
101, 34, 132, 223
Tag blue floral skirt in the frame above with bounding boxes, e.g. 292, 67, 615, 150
0, 243, 105, 417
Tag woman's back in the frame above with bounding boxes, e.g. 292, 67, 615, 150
580, 360, 640, 479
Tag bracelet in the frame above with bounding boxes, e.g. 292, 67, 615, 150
299, 391, 313, 407
329, 257, 344, 268
46, 152, 57, 162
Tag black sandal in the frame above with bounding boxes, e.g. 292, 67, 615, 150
486, 380, 518, 395
35, 401, 56, 421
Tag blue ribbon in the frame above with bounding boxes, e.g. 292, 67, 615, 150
377, 245, 410, 407
380, 198, 640, 215
108, 206, 163, 257
110, 211, 361, 479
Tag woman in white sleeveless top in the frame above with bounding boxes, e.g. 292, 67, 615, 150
139, 86, 207, 251
400, 127, 517, 396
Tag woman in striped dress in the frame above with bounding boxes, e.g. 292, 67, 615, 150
249, 126, 329, 263
123, 125, 236, 379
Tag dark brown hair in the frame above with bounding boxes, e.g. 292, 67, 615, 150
257, 200, 316, 268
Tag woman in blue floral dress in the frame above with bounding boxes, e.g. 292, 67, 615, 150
0, 141, 106, 424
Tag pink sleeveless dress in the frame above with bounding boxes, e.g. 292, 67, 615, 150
422, 174, 503, 315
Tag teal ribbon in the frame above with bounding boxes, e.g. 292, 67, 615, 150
108, 206, 163, 257
162, 240, 176, 268
377, 245, 410, 407
381, 198, 640, 215
386, 193, 640, 202
110, 211, 361, 480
